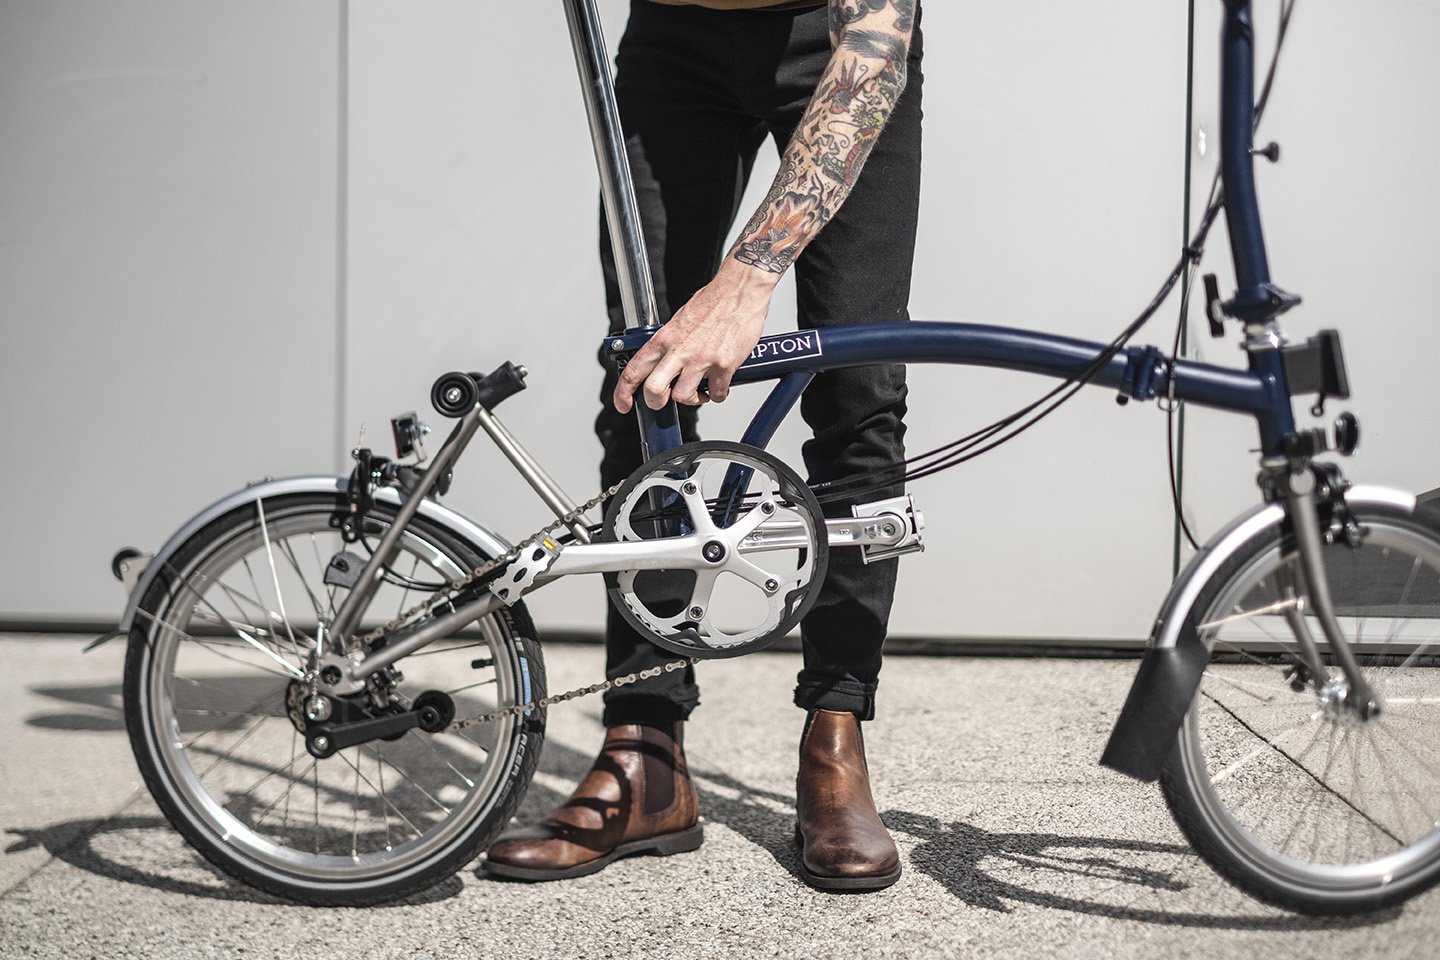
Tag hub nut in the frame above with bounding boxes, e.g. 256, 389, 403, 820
304, 696, 332, 722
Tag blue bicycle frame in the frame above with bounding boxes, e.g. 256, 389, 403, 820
581, 0, 1307, 471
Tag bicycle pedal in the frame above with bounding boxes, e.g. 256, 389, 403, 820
852, 495, 925, 564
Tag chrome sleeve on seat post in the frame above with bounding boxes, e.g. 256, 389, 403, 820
561, 0, 658, 333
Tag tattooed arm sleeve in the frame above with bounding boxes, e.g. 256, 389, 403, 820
729, 0, 917, 274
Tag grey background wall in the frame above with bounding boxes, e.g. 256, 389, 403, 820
1, 1, 1435, 643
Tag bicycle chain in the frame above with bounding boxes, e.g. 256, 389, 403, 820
351, 481, 625, 652
344, 480, 697, 733
445, 656, 700, 732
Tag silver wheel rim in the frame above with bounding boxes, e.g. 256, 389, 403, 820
1179, 514, 1440, 893
140, 500, 521, 885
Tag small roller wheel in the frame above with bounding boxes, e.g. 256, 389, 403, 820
431, 372, 479, 418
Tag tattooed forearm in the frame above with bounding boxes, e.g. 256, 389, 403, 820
829, 0, 915, 45
733, 0, 914, 275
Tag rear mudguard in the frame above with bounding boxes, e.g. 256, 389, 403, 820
105, 475, 513, 645
1100, 484, 1417, 782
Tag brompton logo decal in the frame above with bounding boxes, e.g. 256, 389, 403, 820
746, 332, 822, 367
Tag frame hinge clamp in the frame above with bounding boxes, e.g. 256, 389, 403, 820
1121, 345, 1170, 403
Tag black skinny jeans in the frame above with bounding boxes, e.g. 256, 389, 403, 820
596, 0, 923, 724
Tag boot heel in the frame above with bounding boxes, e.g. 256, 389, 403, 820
648, 824, 704, 856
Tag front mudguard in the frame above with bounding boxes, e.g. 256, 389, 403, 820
106, 475, 514, 644
1100, 484, 1417, 782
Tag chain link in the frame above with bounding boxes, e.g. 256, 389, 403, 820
446, 656, 699, 732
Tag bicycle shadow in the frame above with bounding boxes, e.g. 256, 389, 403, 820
496, 737, 1404, 928
13, 689, 1411, 926
3, 814, 463, 907
25, 679, 129, 732
12, 677, 579, 907
881, 809, 1400, 930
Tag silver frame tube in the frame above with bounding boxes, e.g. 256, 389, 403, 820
329, 407, 485, 642
560, 0, 658, 332
476, 407, 591, 542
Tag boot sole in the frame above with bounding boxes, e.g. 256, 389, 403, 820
794, 824, 902, 892
481, 824, 704, 882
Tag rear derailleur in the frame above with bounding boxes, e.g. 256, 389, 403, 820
286, 677, 455, 760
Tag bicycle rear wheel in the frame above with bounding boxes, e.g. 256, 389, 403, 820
124, 492, 545, 905
1161, 499, 1440, 914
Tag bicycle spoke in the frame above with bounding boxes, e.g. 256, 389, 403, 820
345, 749, 426, 840
280, 537, 328, 625
1202, 690, 1403, 846
256, 498, 303, 658
405, 729, 477, 789
140, 590, 304, 680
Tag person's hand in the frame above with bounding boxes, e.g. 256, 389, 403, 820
613, 259, 778, 414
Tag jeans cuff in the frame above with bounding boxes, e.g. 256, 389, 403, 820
602, 693, 698, 727
793, 676, 877, 721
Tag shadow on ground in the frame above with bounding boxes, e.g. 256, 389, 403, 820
15, 683, 1406, 928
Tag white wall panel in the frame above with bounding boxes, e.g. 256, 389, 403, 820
0, 1, 340, 619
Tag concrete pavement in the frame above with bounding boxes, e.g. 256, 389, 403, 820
1, 633, 1435, 959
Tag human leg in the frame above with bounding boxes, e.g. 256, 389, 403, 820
593, 1, 769, 727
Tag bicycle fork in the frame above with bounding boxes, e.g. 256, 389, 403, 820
1279, 466, 1382, 718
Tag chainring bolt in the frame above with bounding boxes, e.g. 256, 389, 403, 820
682, 481, 699, 496
689, 606, 705, 620
702, 540, 725, 563
764, 578, 779, 594
760, 500, 776, 515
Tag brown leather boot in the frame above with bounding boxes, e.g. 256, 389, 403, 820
795, 709, 901, 891
482, 722, 702, 881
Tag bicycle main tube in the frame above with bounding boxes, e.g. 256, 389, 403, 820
561, 0, 682, 459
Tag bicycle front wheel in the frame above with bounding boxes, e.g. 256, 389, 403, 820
1161, 498, 1440, 914
124, 492, 546, 905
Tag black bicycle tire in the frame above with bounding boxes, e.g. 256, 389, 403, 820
123, 492, 547, 906
1159, 500, 1440, 915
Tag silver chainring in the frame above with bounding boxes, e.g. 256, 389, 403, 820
602, 441, 828, 659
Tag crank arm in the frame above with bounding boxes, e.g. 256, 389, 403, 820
307, 711, 419, 758
739, 513, 910, 552
539, 535, 716, 578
